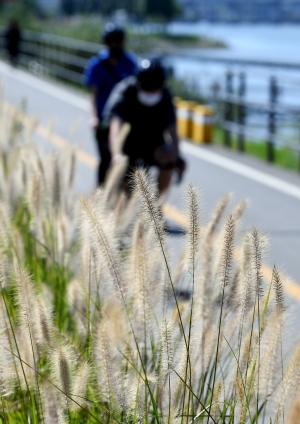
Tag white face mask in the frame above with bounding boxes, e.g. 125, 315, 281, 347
137, 90, 163, 107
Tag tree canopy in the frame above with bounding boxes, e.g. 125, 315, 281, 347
145, 0, 177, 19
60, 0, 179, 19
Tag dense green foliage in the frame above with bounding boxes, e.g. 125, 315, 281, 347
0, 0, 180, 21
0, 0, 39, 24
145, 0, 180, 19
59, 0, 179, 19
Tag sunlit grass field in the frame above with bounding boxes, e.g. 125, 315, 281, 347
0, 98, 299, 423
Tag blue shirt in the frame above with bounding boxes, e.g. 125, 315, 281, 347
84, 49, 137, 119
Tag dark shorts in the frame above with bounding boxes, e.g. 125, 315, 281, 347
123, 134, 165, 167
126, 143, 165, 169
123, 142, 169, 184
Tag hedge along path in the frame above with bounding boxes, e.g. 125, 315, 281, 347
5, 100, 300, 302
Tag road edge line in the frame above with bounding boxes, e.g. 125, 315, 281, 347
182, 141, 300, 200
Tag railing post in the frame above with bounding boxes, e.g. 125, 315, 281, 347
237, 72, 246, 152
298, 126, 300, 173
267, 76, 278, 163
224, 70, 233, 148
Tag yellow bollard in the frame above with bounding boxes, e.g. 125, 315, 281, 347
175, 100, 197, 139
173, 96, 182, 107
192, 105, 214, 144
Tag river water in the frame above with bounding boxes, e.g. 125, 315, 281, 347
168, 22, 300, 62
167, 22, 300, 102
166, 23, 300, 143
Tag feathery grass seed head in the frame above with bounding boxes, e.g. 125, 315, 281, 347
70, 361, 90, 410
184, 185, 201, 272
219, 215, 236, 290
251, 228, 266, 299
51, 345, 75, 403
132, 169, 165, 246
271, 265, 285, 313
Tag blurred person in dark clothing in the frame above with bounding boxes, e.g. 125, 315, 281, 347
103, 59, 185, 195
4, 20, 21, 66
84, 23, 137, 185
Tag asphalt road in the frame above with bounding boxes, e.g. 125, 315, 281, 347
1, 60, 300, 305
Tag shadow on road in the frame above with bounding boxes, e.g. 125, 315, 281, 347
165, 225, 186, 236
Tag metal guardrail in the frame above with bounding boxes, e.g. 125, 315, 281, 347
0, 27, 300, 169
175, 53, 300, 71
215, 71, 300, 167
0, 27, 101, 84
2, 26, 300, 85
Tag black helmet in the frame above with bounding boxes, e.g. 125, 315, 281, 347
137, 58, 166, 91
102, 23, 125, 44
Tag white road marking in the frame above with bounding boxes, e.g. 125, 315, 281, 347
0, 61, 89, 112
1, 60, 300, 201
182, 141, 300, 201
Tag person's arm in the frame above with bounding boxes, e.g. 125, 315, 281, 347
83, 57, 100, 129
155, 124, 179, 165
165, 123, 186, 179
166, 123, 179, 161
109, 116, 124, 160
90, 87, 99, 130
164, 90, 180, 161
109, 117, 132, 164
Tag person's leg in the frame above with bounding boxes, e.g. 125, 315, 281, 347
157, 168, 172, 194
95, 126, 111, 185
153, 144, 177, 194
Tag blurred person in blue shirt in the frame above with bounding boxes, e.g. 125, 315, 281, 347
84, 23, 137, 185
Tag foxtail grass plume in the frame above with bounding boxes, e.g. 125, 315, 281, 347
70, 361, 90, 410
0, 96, 298, 423
206, 193, 231, 240
41, 381, 62, 424
132, 169, 165, 246
158, 317, 176, 388
211, 381, 222, 420
251, 227, 266, 300
52, 153, 61, 210
14, 267, 39, 332
95, 320, 115, 403
239, 233, 255, 325
271, 265, 285, 313
275, 343, 300, 422
287, 396, 300, 424
129, 219, 152, 338
260, 310, 282, 397
35, 297, 54, 348
103, 155, 128, 209
184, 185, 201, 272
51, 345, 75, 410
219, 215, 236, 290
80, 191, 125, 301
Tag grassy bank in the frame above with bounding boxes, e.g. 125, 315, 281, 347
0, 96, 299, 423
0, 14, 226, 55
214, 127, 300, 172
